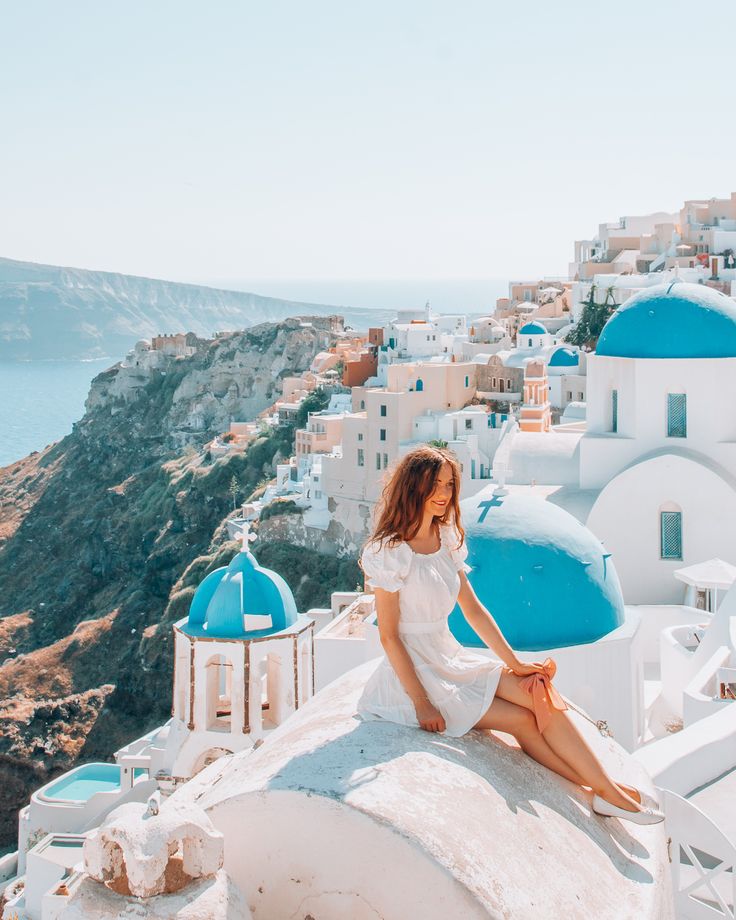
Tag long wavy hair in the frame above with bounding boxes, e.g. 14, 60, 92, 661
362, 445, 465, 559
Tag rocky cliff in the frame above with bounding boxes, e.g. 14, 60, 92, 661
0, 257, 393, 360
0, 314, 361, 847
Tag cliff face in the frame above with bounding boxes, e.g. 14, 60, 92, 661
0, 315, 357, 847
0, 257, 392, 360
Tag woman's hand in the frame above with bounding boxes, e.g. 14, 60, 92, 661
507, 659, 550, 678
414, 698, 446, 733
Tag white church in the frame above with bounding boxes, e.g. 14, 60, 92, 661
3, 281, 736, 919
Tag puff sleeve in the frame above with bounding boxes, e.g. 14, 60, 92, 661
443, 523, 472, 574
360, 538, 413, 593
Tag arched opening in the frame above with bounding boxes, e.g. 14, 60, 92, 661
205, 655, 233, 732
258, 654, 283, 729
415, 378, 424, 392
192, 746, 233, 777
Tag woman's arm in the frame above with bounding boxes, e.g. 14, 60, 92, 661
372, 586, 446, 732
456, 572, 545, 675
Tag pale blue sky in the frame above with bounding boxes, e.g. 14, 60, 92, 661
1, 0, 735, 292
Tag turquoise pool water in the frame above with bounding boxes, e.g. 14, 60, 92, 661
43, 763, 148, 801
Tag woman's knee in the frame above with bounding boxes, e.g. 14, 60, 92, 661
496, 669, 535, 711
508, 707, 538, 739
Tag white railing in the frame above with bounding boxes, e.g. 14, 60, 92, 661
662, 789, 736, 919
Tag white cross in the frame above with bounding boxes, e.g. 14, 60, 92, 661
237, 522, 258, 553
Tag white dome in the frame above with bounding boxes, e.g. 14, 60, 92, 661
178, 661, 673, 919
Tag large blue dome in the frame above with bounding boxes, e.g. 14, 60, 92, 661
596, 281, 736, 359
449, 491, 624, 651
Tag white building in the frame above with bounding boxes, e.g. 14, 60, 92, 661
492, 281, 736, 608
382, 302, 468, 360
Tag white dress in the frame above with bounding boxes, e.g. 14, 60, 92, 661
356, 521, 505, 737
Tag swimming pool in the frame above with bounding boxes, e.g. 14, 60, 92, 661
42, 764, 148, 802
44, 764, 121, 801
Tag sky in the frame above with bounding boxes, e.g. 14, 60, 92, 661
2, 0, 736, 297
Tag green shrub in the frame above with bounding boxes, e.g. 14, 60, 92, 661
260, 499, 301, 521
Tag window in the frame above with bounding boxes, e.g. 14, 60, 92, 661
492, 376, 497, 388
383, 453, 388, 469
667, 393, 687, 438
357, 432, 363, 441
357, 448, 364, 467
528, 338, 533, 347
376, 452, 381, 470
360, 399, 365, 410
660, 511, 682, 559
380, 428, 386, 441
464, 375, 469, 387
611, 389, 618, 432
315, 489, 322, 499
432, 335, 436, 341
465, 418, 472, 430
380, 404, 387, 416
577, 391, 583, 400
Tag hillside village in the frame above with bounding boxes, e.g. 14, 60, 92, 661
4, 192, 736, 917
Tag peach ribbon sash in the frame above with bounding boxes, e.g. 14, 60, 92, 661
518, 657, 568, 733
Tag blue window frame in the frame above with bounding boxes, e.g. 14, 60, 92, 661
380, 404, 387, 416
667, 393, 687, 438
611, 389, 618, 433
660, 511, 682, 559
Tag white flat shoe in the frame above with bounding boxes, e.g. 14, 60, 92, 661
618, 787, 661, 811
637, 790, 661, 811
592, 793, 665, 825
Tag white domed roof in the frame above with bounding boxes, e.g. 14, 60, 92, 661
180, 661, 673, 920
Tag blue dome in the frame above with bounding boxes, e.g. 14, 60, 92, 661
548, 346, 579, 367
519, 321, 547, 335
448, 491, 624, 651
596, 281, 736, 359
184, 545, 298, 639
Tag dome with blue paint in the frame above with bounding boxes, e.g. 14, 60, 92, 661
183, 542, 298, 639
449, 490, 624, 651
519, 321, 547, 335
548, 346, 579, 367
596, 281, 736, 359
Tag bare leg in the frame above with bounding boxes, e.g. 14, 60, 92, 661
493, 669, 640, 812
473, 697, 588, 787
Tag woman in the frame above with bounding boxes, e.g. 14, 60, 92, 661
357, 444, 663, 825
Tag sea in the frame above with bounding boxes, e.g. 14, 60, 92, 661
0, 278, 514, 469
0, 359, 113, 467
